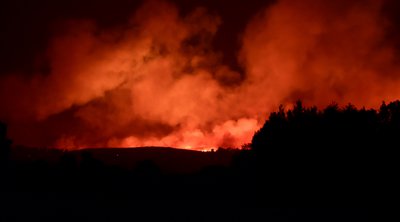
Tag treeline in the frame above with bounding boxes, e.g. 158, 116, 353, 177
253, 100, 400, 152
246, 100, 398, 170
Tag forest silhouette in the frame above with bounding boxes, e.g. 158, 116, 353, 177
0, 100, 381, 220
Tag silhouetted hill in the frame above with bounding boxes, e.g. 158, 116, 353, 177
2, 100, 384, 217
71, 147, 236, 173
9, 146, 238, 174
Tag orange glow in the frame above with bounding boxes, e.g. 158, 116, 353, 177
1, 0, 400, 150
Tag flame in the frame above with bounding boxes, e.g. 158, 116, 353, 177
1, 0, 400, 150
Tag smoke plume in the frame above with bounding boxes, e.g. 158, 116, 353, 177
1, 0, 399, 150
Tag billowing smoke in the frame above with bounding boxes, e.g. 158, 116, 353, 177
1, 0, 399, 150
240, 0, 400, 108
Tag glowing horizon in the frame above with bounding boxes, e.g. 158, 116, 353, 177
1, 0, 400, 150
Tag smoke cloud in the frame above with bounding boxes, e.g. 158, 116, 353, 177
240, 0, 400, 108
1, 0, 399, 150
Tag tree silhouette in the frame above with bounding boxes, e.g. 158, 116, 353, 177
248, 100, 400, 192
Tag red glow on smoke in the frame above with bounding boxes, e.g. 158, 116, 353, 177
1, 0, 400, 150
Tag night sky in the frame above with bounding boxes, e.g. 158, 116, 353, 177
0, 0, 276, 74
1, 0, 400, 149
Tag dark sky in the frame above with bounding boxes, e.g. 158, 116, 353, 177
0, 0, 276, 75
3, 0, 400, 73
2, 0, 400, 75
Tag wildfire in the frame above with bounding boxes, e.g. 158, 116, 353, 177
1, 0, 400, 150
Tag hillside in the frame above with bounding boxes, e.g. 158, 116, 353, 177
9, 146, 238, 174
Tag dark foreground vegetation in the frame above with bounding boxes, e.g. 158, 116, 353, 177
0, 100, 386, 220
